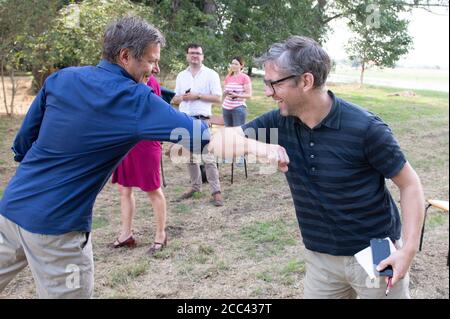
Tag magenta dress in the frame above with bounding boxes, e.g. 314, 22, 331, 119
111, 76, 162, 192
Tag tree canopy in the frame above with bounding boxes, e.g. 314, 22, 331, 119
1, 0, 447, 94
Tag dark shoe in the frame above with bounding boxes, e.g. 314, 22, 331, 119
112, 235, 136, 249
147, 235, 168, 255
177, 189, 199, 201
210, 192, 224, 207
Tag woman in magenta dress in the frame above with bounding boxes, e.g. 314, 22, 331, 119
111, 66, 167, 255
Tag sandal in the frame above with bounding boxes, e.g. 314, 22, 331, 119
112, 235, 136, 249
147, 235, 168, 255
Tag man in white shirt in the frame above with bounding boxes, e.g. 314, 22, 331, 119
172, 43, 224, 206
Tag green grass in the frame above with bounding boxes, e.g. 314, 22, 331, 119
256, 271, 273, 283
426, 212, 448, 230
92, 216, 109, 229
334, 86, 448, 124
108, 260, 149, 287
255, 259, 305, 286
198, 244, 215, 255
280, 259, 305, 276
192, 191, 204, 199
239, 218, 298, 258
174, 203, 191, 214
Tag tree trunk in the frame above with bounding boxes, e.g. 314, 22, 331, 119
247, 61, 253, 77
31, 66, 53, 94
203, 0, 216, 14
203, 0, 217, 29
9, 68, 17, 116
360, 60, 365, 87
1, 58, 11, 116
170, 0, 180, 20
317, 0, 327, 8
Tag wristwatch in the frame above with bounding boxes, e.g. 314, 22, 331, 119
197, 94, 202, 100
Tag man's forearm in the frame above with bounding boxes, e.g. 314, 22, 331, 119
171, 95, 182, 105
210, 127, 270, 158
199, 94, 221, 104
399, 181, 425, 255
208, 127, 289, 172
391, 163, 425, 255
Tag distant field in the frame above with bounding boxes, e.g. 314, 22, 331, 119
328, 66, 449, 92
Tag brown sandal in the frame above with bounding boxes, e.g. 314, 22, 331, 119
147, 235, 168, 255
112, 235, 136, 249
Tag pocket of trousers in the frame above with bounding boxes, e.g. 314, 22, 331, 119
80, 232, 90, 250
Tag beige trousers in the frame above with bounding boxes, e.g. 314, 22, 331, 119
0, 215, 94, 298
303, 248, 410, 299
188, 152, 221, 194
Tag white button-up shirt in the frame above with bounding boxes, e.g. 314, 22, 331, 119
175, 65, 222, 117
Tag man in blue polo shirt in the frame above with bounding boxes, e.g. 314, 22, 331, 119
0, 16, 209, 298
209, 36, 424, 299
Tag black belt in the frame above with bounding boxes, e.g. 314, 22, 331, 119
193, 115, 210, 120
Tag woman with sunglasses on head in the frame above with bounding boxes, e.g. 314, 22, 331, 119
222, 56, 252, 166
222, 56, 252, 127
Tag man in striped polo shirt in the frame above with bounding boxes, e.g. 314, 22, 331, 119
209, 36, 424, 299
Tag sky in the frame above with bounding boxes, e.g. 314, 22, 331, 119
324, 7, 450, 68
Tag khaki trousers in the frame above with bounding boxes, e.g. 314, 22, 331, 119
0, 215, 94, 298
303, 248, 410, 299
188, 153, 221, 194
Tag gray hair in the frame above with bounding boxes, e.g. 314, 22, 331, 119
102, 15, 166, 63
257, 36, 331, 88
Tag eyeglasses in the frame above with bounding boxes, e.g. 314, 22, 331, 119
188, 52, 203, 56
263, 74, 299, 93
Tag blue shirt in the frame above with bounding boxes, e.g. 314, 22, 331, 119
0, 60, 208, 235
242, 91, 406, 256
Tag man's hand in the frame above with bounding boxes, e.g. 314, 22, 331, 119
262, 144, 290, 173
182, 92, 200, 101
377, 247, 415, 286
225, 90, 239, 99
171, 95, 182, 105
209, 127, 290, 172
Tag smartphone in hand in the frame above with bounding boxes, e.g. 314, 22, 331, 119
185, 88, 191, 94
370, 238, 394, 277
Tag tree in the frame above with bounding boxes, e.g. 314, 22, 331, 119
217, 0, 329, 76
136, 0, 328, 77
0, 0, 22, 115
343, 1, 413, 86
140, 0, 227, 80
20, 0, 155, 92
1, 0, 70, 114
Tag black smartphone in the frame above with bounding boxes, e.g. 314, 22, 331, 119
370, 238, 394, 277
185, 88, 191, 94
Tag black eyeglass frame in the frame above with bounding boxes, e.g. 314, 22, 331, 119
263, 74, 300, 92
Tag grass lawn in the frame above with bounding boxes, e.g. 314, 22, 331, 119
0, 81, 448, 299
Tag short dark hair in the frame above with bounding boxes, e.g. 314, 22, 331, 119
102, 15, 165, 63
257, 36, 331, 88
186, 43, 203, 53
